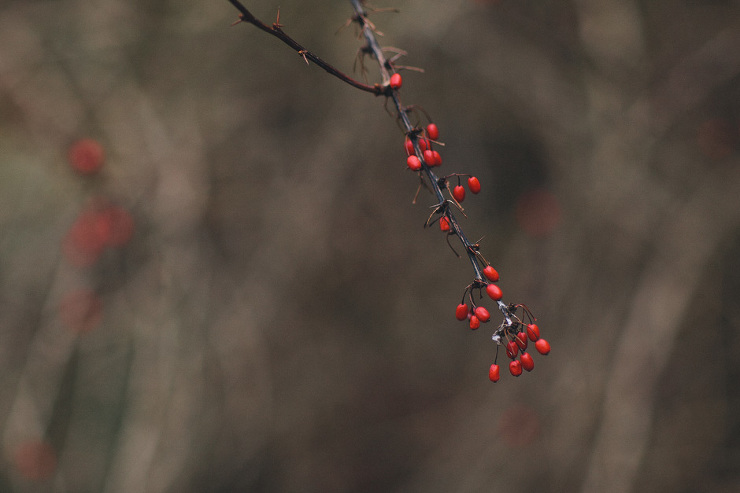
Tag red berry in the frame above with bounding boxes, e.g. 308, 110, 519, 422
68, 138, 104, 175
62, 208, 111, 267
526, 323, 540, 341
535, 338, 551, 355
453, 185, 465, 202
468, 176, 481, 194
439, 217, 450, 232
506, 341, 519, 359
489, 364, 501, 382
426, 123, 439, 140
419, 138, 429, 151
455, 303, 469, 321
474, 306, 490, 322
407, 155, 422, 171
486, 283, 503, 301
404, 138, 414, 155
520, 352, 535, 372
423, 149, 435, 166
483, 266, 499, 282
516, 332, 528, 350
469, 315, 480, 330
509, 360, 522, 376
431, 150, 442, 166
389, 73, 402, 89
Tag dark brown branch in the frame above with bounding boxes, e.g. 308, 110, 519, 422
227, 0, 383, 95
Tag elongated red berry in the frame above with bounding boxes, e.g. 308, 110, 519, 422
489, 364, 501, 382
520, 352, 535, 372
509, 360, 522, 376
474, 306, 490, 323
407, 155, 421, 171
535, 338, 551, 355
439, 217, 450, 232
426, 123, 439, 140
423, 149, 438, 167
389, 73, 402, 89
486, 283, 503, 301
453, 185, 465, 202
431, 150, 442, 166
404, 138, 414, 155
483, 266, 499, 282
455, 303, 469, 321
506, 341, 519, 359
516, 332, 528, 350
468, 176, 481, 194
526, 323, 540, 341
419, 138, 429, 151
469, 315, 480, 330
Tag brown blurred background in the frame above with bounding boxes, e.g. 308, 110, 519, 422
1, 0, 739, 492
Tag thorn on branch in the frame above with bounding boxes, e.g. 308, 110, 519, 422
299, 50, 310, 65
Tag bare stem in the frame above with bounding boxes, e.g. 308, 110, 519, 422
227, 0, 383, 95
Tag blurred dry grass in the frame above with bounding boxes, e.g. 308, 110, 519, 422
1, 0, 739, 492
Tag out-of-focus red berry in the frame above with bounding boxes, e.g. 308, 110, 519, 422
68, 138, 104, 175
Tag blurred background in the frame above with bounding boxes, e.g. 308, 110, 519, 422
1, 0, 739, 492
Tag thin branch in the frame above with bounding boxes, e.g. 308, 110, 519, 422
227, 0, 383, 95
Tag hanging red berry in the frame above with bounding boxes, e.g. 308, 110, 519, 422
520, 352, 535, 372
469, 315, 480, 330
468, 176, 481, 194
489, 364, 501, 382
516, 332, 528, 351
509, 360, 523, 376
535, 338, 551, 355
474, 306, 490, 323
439, 217, 450, 232
506, 341, 519, 359
453, 185, 465, 202
482, 266, 499, 282
419, 138, 429, 152
526, 323, 540, 341
389, 73, 402, 89
455, 303, 469, 321
407, 155, 421, 171
486, 283, 503, 301
426, 123, 439, 141
404, 138, 414, 155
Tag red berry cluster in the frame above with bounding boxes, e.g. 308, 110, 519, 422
486, 305, 550, 382
370, 18, 548, 385
404, 123, 444, 171
62, 200, 135, 267
454, 265, 503, 329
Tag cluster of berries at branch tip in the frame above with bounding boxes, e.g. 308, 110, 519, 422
454, 266, 550, 382
487, 304, 550, 382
